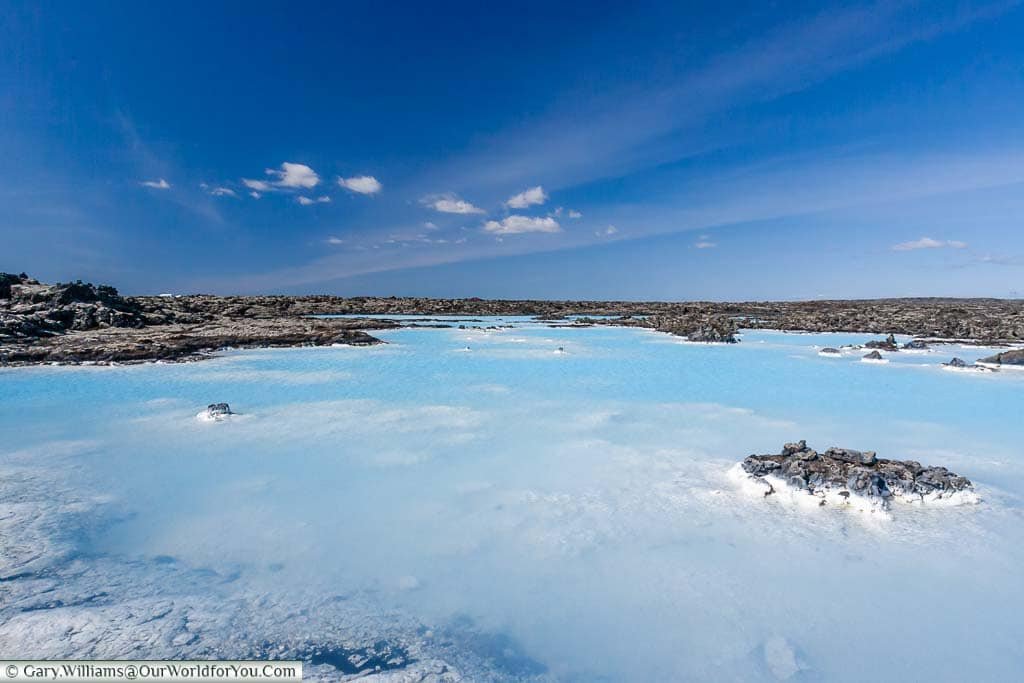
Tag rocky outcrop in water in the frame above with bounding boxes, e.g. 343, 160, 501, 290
648, 312, 739, 343
865, 333, 899, 351
740, 441, 973, 503
979, 349, 1024, 366
863, 350, 884, 361
206, 403, 232, 419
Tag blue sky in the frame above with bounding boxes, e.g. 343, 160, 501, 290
2, 0, 1023, 299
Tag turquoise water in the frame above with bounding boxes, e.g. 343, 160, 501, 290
2, 323, 1023, 680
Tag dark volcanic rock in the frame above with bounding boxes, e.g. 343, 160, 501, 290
979, 349, 1024, 366
819, 347, 841, 355
903, 339, 929, 350
944, 357, 968, 368
863, 350, 884, 361
205, 403, 232, 419
5, 271, 1024, 366
865, 333, 899, 351
649, 312, 739, 343
740, 441, 973, 504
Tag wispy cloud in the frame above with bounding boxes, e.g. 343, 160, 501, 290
892, 237, 968, 251
424, 194, 486, 214
595, 225, 617, 237
483, 215, 561, 235
419, 2, 1017, 196
325, 236, 345, 245
568, 209, 582, 219
140, 178, 170, 189
505, 185, 547, 209
338, 175, 382, 194
200, 183, 237, 197
243, 179, 273, 192
297, 195, 331, 206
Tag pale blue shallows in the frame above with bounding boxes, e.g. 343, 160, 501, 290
2, 322, 1023, 680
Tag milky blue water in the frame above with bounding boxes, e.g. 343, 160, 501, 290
2, 322, 1023, 681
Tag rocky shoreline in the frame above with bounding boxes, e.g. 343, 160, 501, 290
3, 272, 1024, 366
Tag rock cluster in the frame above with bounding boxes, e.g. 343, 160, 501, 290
1, 274, 386, 365
206, 403, 232, 419
0, 273, 155, 339
647, 311, 739, 343
865, 333, 899, 351
979, 349, 1024, 366
740, 440, 973, 502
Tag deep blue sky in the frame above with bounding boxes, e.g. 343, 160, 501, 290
2, 0, 1023, 299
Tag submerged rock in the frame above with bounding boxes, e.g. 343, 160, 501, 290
819, 347, 841, 356
862, 350, 884, 361
740, 441, 973, 504
903, 339, 929, 350
944, 357, 968, 368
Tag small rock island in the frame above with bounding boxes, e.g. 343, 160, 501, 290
740, 440, 974, 506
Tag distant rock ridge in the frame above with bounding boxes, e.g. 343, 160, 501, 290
740, 440, 973, 504
4, 271, 1024, 365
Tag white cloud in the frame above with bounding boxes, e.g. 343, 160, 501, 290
505, 185, 548, 209
209, 187, 237, 197
243, 178, 272, 191
269, 162, 320, 188
425, 194, 485, 214
483, 215, 561, 235
244, 163, 319, 192
140, 178, 170, 189
338, 175, 382, 194
568, 209, 582, 219
892, 237, 968, 251
325, 236, 345, 245
423, 221, 438, 230
249, 191, 261, 199
595, 225, 618, 237
695, 241, 717, 249
297, 195, 331, 206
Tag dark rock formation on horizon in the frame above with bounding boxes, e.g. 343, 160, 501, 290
741, 440, 973, 503
4, 272, 1024, 365
1, 273, 385, 365
0, 273, 154, 339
